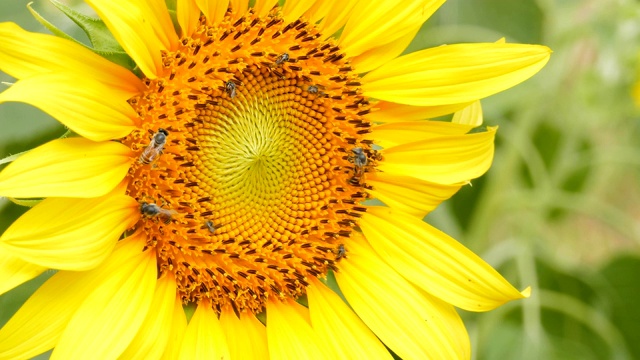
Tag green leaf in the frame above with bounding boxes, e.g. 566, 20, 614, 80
7, 198, 43, 207
167, 9, 181, 37
165, 0, 181, 38
165, 0, 177, 12
599, 255, 640, 359
28, 0, 136, 70
184, 302, 196, 323
27, 2, 76, 43
0, 151, 28, 166
49, 0, 135, 69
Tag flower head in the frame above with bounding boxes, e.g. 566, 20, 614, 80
0, 0, 549, 359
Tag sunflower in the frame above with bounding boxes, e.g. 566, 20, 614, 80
0, 0, 550, 359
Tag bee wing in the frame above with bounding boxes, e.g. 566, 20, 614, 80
161, 209, 178, 216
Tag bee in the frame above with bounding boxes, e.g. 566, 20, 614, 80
140, 202, 176, 224
138, 128, 169, 165
225, 80, 237, 98
275, 53, 289, 66
335, 244, 346, 260
351, 147, 367, 175
305, 84, 327, 97
205, 220, 216, 234
347, 147, 369, 186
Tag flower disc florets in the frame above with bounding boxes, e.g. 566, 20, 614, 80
122, 9, 380, 314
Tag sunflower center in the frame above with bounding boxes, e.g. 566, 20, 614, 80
122, 9, 379, 314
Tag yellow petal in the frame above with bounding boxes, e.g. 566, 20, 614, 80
339, 0, 444, 58
267, 298, 330, 360
51, 238, 156, 359
0, 138, 134, 198
282, 0, 317, 23
317, 0, 359, 39
161, 297, 188, 360
177, 0, 201, 37
350, 21, 419, 74
0, 23, 143, 96
379, 126, 496, 185
220, 311, 269, 360
178, 301, 230, 360
417, 288, 471, 360
368, 101, 473, 123
362, 43, 552, 106
361, 207, 530, 311
0, 194, 139, 270
369, 120, 474, 149
229, 0, 249, 17
452, 100, 483, 126
0, 237, 144, 359
139, 0, 180, 48
85, 0, 173, 78
305, 0, 337, 24
368, 173, 462, 218
0, 248, 46, 296
0, 272, 89, 359
307, 277, 393, 360
252, 0, 278, 18
0, 74, 138, 142
334, 233, 469, 359
196, 0, 229, 24
120, 273, 177, 360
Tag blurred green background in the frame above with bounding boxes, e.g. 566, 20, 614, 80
1, 0, 640, 359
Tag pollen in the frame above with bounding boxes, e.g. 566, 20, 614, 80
122, 8, 380, 315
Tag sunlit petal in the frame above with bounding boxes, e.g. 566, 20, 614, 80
252, 0, 279, 17
51, 238, 156, 359
368, 173, 462, 217
379, 126, 496, 184
0, 74, 138, 142
0, 238, 143, 359
335, 233, 469, 359
220, 311, 269, 359
363, 43, 551, 106
0, 138, 133, 198
0, 22, 143, 96
0, 272, 89, 359
369, 120, 474, 149
317, 0, 359, 38
120, 273, 177, 360
267, 298, 330, 360
368, 101, 473, 123
0, 249, 47, 296
196, 0, 229, 24
178, 301, 230, 360
361, 207, 530, 311
229, 0, 249, 17
351, 26, 419, 74
452, 100, 483, 126
305, 0, 337, 24
282, 0, 317, 23
0, 194, 138, 271
177, 0, 201, 37
340, 0, 444, 57
161, 297, 188, 360
307, 277, 393, 359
